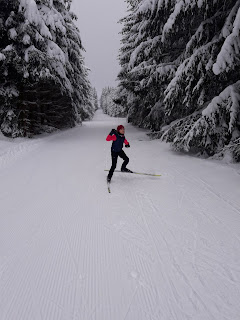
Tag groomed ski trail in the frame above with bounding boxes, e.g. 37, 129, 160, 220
0, 110, 240, 320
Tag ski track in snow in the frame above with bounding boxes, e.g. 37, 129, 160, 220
0, 110, 240, 320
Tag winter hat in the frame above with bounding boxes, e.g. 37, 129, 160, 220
117, 125, 124, 131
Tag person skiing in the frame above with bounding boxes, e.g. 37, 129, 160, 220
106, 125, 132, 183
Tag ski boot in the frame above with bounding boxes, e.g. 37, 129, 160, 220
121, 168, 133, 173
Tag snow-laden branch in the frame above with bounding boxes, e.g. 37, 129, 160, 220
213, 2, 240, 74
162, 81, 240, 157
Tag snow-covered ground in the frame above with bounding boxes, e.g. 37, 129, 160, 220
1, 110, 240, 320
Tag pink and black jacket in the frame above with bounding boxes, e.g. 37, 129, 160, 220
106, 129, 129, 152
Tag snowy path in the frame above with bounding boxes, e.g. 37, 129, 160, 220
1, 110, 240, 320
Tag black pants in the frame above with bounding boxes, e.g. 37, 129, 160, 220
108, 150, 129, 180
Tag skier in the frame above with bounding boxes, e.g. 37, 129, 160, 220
106, 125, 132, 183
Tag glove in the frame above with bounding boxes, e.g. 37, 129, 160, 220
125, 143, 130, 148
109, 129, 117, 136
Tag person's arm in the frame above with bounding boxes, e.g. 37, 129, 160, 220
106, 129, 117, 141
124, 138, 130, 147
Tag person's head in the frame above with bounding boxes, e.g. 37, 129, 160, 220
117, 125, 125, 134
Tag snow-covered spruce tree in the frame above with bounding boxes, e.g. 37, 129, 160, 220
117, 0, 240, 160
92, 87, 98, 111
100, 87, 125, 117
117, 0, 147, 125
0, 0, 93, 137
161, 0, 240, 159
117, 0, 180, 129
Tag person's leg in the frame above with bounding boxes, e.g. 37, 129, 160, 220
108, 151, 118, 181
119, 150, 129, 171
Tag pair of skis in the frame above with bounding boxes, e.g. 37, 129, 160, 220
105, 170, 161, 193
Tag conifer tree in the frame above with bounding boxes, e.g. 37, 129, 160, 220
117, 0, 240, 161
0, 0, 93, 137
92, 87, 98, 111
101, 87, 125, 117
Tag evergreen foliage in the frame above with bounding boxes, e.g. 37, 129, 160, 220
0, 0, 94, 137
91, 87, 98, 111
100, 87, 126, 117
117, 0, 240, 161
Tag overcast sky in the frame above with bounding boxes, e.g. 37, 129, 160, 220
71, 0, 128, 96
